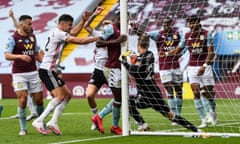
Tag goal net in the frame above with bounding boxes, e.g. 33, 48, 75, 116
118, 0, 240, 137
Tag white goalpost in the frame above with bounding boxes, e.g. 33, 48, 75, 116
120, 0, 130, 136
120, 0, 240, 137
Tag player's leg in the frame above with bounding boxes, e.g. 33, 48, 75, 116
201, 67, 217, 126
160, 70, 177, 125
173, 68, 183, 117
87, 69, 107, 130
191, 83, 207, 128
15, 90, 28, 136
86, 83, 99, 130
32, 69, 63, 135
103, 67, 122, 135
110, 87, 122, 135
12, 73, 30, 135
26, 95, 38, 121
89, 68, 112, 131
187, 66, 207, 128
152, 96, 201, 133
47, 85, 71, 135
129, 95, 150, 131
92, 99, 113, 133
86, 69, 104, 115
202, 85, 217, 126
28, 72, 44, 121
86, 84, 99, 114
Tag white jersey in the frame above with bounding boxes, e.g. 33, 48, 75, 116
40, 28, 69, 71
91, 30, 108, 70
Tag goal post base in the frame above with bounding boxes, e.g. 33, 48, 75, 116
130, 131, 240, 138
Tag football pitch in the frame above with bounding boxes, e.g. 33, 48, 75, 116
0, 98, 239, 144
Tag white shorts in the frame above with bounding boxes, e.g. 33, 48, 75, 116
12, 71, 42, 93
103, 67, 121, 88
159, 68, 183, 84
187, 66, 215, 87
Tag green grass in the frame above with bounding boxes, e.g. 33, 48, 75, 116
0, 98, 239, 144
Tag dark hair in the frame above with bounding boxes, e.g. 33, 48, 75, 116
19, 15, 32, 21
138, 34, 149, 49
163, 16, 173, 24
58, 14, 74, 23
187, 15, 200, 23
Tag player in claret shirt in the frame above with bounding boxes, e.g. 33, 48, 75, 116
5, 14, 44, 136
91, 15, 127, 135
146, 17, 183, 126
161, 15, 217, 128
121, 34, 208, 137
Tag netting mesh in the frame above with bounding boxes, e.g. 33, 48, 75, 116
123, 0, 240, 137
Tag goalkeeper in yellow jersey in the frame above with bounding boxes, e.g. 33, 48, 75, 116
121, 34, 207, 136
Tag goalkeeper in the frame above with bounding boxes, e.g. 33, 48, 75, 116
121, 34, 204, 133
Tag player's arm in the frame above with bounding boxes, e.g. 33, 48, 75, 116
159, 33, 185, 57
197, 32, 215, 76
9, 9, 19, 29
204, 32, 215, 65
5, 37, 31, 62
66, 35, 99, 44
84, 7, 104, 35
164, 46, 183, 56
34, 46, 43, 63
95, 23, 127, 47
70, 11, 90, 36
96, 35, 127, 47
122, 51, 154, 75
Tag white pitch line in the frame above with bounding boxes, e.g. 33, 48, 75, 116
49, 135, 121, 144
0, 112, 90, 120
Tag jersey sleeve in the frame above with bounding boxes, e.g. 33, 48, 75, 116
178, 33, 185, 48
100, 24, 114, 40
91, 30, 101, 37
34, 37, 40, 53
57, 30, 70, 42
5, 36, 15, 53
35, 45, 41, 53
207, 31, 214, 47
146, 30, 159, 41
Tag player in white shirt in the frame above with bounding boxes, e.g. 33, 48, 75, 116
32, 12, 99, 135
84, 7, 124, 131
83, 7, 110, 130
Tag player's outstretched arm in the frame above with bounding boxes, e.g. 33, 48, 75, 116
70, 11, 90, 36
9, 9, 19, 29
96, 35, 127, 47
66, 35, 99, 44
84, 7, 104, 35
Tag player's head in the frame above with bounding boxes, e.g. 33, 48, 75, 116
187, 15, 201, 32
58, 14, 74, 32
137, 34, 149, 54
113, 12, 120, 29
19, 15, 33, 34
163, 16, 173, 31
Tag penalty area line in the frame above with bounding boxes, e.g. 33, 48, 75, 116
49, 135, 121, 144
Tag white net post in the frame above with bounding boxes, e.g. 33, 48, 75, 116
120, 0, 130, 136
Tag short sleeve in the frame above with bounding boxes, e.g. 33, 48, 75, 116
146, 30, 159, 41
5, 36, 15, 53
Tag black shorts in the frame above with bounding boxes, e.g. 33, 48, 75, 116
88, 68, 108, 89
38, 68, 65, 91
